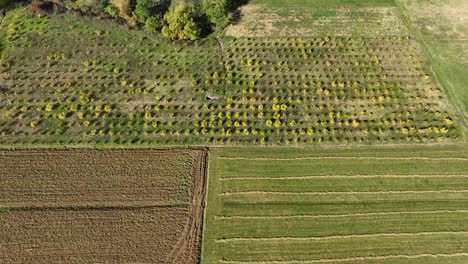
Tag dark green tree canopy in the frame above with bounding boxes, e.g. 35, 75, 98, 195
202, 0, 231, 26
134, 0, 170, 24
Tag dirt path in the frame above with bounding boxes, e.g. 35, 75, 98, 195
167, 149, 209, 264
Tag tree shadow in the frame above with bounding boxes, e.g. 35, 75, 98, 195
230, 0, 249, 26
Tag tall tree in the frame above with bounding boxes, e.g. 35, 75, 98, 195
161, 2, 201, 41
202, 0, 230, 26
134, 0, 169, 25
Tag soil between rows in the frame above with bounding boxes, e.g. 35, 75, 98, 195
0, 148, 208, 264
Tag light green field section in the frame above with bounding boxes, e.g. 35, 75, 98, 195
248, 0, 397, 8
201, 145, 468, 263
226, 0, 406, 37
396, 0, 468, 134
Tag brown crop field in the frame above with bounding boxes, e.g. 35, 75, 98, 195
0, 149, 208, 264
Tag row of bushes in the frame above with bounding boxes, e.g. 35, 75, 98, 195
56, 0, 234, 41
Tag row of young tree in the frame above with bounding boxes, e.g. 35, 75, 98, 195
60, 0, 234, 41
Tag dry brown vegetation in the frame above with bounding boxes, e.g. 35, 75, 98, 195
226, 5, 408, 37
0, 149, 208, 264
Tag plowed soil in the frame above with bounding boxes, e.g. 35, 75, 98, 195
0, 148, 208, 264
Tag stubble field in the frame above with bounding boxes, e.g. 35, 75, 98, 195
0, 148, 208, 263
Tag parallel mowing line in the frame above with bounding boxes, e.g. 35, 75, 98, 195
219, 190, 468, 196
215, 231, 468, 243
220, 174, 468, 180
218, 156, 468, 161
214, 210, 468, 220
218, 252, 468, 263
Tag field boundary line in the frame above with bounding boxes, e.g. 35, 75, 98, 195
215, 231, 468, 243
218, 156, 467, 161
214, 210, 468, 220
218, 252, 468, 263
220, 174, 468, 180
219, 190, 468, 196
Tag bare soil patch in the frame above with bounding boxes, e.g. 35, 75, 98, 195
0, 148, 208, 264
226, 5, 408, 37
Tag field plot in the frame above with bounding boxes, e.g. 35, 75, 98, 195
0, 149, 208, 263
227, 0, 407, 37
214, 36, 458, 144
0, 4, 461, 146
201, 146, 468, 263
397, 0, 468, 131
0, 8, 223, 146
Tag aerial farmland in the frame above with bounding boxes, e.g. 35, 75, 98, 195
0, 0, 467, 263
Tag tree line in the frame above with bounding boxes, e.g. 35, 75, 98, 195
54, 0, 235, 41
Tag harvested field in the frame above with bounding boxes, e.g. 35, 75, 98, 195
201, 146, 468, 263
0, 208, 187, 263
0, 149, 195, 207
0, 148, 208, 264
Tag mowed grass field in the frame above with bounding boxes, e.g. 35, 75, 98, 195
201, 145, 468, 263
397, 0, 468, 132
0, 149, 208, 263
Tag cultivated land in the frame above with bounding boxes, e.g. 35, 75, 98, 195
397, 0, 468, 132
201, 146, 468, 264
0, 149, 208, 263
0, 0, 463, 146
1, 0, 468, 263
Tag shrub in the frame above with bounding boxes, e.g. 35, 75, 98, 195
162, 3, 201, 41
145, 14, 163, 31
104, 3, 119, 18
108, 0, 136, 25
202, 0, 231, 27
134, 0, 169, 25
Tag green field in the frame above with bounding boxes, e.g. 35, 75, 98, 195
0, 5, 462, 146
201, 146, 468, 263
397, 0, 468, 133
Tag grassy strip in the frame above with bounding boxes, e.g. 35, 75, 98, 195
217, 158, 467, 177
220, 176, 468, 193
218, 233, 468, 261
220, 200, 468, 217
214, 145, 467, 159
214, 211, 468, 238
248, 0, 396, 8
395, 0, 467, 137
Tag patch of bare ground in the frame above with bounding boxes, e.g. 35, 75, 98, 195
0, 148, 208, 264
403, 0, 468, 40
226, 5, 408, 37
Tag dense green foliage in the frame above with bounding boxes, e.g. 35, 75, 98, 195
0, 7, 460, 146
162, 2, 201, 41
134, 0, 169, 29
202, 0, 231, 26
